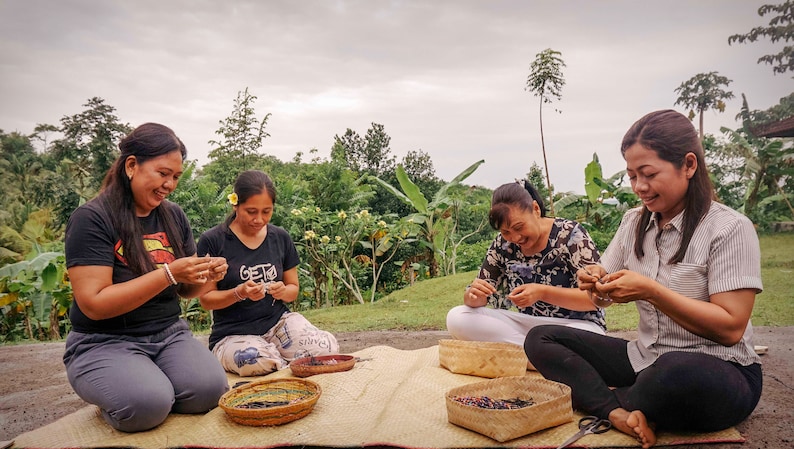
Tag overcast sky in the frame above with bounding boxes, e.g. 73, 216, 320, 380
1, 0, 790, 194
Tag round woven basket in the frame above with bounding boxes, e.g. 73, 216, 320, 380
446, 376, 573, 442
219, 378, 321, 426
439, 339, 528, 378
289, 354, 356, 377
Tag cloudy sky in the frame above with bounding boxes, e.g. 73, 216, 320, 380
1, 0, 790, 194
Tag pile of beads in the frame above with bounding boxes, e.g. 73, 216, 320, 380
451, 395, 535, 409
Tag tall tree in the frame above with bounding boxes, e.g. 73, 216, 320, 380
49, 97, 132, 196
674, 72, 735, 140
333, 122, 396, 177
729, 1, 794, 75
205, 87, 271, 189
526, 48, 566, 216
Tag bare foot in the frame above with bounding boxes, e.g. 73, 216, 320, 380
608, 408, 657, 448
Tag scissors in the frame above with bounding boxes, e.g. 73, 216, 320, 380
556, 415, 612, 448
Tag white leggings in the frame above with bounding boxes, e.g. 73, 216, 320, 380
445, 305, 605, 347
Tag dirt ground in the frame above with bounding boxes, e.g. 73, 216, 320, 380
1, 328, 792, 448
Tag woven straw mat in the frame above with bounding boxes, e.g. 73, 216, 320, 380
13, 345, 745, 449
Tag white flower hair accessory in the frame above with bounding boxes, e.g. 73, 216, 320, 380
227, 192, 238, 206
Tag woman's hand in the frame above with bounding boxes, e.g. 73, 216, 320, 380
464, 279, 496, 307
577, 265, 607, 292
592, 270, 653, 304
507, 284, 546, 309
169, 255, 216, 285
206, 256, 228, 283
267, 281, 290, 301
577, 265, 613, 307
238, 280, 269, 301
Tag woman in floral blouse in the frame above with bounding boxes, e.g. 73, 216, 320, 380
446, 179, 606, 354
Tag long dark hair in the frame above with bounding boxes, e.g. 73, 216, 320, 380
620, 109, 716, 264
224, 170, 277, 227
488, 179, 547, 230
99, 123, 188, 275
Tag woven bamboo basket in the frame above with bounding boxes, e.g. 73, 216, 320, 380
438, 339, 528, 378
219, 378, 321, 426
289, 354, 356, 377
445, 376, 573, 442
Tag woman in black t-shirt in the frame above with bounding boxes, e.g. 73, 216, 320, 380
63, 123, 229, 433
198, 170, 338, 376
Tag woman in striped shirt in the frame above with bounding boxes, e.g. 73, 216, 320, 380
524, 110, 763, 448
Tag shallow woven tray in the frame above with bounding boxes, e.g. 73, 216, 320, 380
219, 378, 321, 426
446, 376, 573, 442
438, 339, 528, 378
289, 354, 356, 377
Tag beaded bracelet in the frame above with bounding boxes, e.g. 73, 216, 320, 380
233, 285, 246, 302
163, 263, 178, 286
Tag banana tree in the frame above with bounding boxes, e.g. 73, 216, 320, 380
369, 160, 484, 276
0, 251, 71, 341
720, 127, 794, 221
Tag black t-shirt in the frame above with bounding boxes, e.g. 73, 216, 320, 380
197, 223, 300, 350
64, 198, 195, 335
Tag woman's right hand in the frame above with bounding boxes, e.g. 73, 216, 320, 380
238, 280, 269, 302
168, 255, 214, 285
577, 265, 612, 307
464, 279, 496, 307
577, 265, 607, 291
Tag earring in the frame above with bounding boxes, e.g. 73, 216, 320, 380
127, 172, 133, 181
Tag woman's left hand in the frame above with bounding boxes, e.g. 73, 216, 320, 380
507, 284, 545, 309
267, 281, 287, 300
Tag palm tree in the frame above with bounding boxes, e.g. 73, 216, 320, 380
674, 72, 734, 140
526, 48, 566, 216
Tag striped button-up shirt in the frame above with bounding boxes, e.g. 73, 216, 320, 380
601, 202, 763, 372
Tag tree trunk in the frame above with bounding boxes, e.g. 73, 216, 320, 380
539, 100, 555, 215
698, 108, 705, 140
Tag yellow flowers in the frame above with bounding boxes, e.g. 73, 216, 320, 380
320, 235, 331, 244
227, 192, 238, 206
291, 208, 302, 216
337, 210, 347, 220
304, 230, 316, 240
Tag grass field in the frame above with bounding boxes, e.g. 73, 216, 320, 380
303, 233, 794, 332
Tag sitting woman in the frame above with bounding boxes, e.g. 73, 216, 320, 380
197, 170, 339, 376
524, 110, 763, 448
63, 123, 229, 432
446, 179, 606, 351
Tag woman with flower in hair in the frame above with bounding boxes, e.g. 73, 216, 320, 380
197, 170, 338, 376
446, 179, 606, 355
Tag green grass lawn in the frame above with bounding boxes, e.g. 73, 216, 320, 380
303, 233, 794, 333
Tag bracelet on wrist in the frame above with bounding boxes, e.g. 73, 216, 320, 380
233, 285, 246, 302
163, 263, 178, 286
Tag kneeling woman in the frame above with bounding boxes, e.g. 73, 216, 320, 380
198, 170, 339, 376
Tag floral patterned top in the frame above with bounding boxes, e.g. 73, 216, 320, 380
478, 217, 606, 330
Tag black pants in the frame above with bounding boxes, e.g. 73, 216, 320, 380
524, 325, 763, 432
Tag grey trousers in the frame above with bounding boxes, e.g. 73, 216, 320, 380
63, 319, 229, 432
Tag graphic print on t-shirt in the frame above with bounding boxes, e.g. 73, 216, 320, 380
239, 263, 278, 284
113, 232, 176, 266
